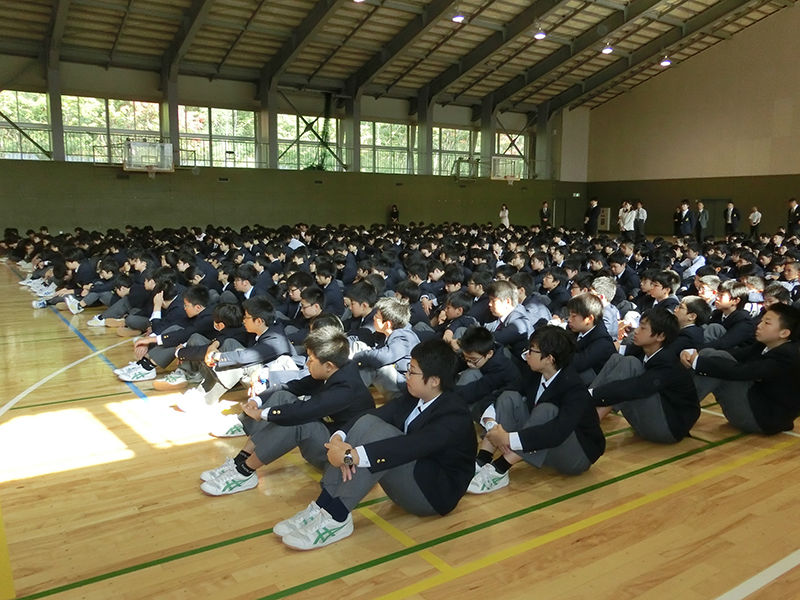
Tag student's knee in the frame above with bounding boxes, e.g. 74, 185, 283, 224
346, 414, 398, 444
187, 332, 209, 346
220, 338, 244, 352
525, 402, 559, 427
495, 390, 524, 414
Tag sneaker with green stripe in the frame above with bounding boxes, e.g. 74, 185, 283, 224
281, 509, 353, 550
200, 468, 257, 496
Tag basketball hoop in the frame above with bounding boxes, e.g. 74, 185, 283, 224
504, 175, 517, 186
146, 165, 156, 179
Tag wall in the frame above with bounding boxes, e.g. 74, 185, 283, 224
0, 160, 587, 231
587, 4, 800, 182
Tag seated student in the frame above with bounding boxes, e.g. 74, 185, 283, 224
590, 308, 700, 444
609, 252, 641, 302
353, 297, 420, 397
762, 282, 791, 310
199, 326, 376, 495
648, 269, 681, 312
315, 258, 345, 317
120, 267, 187, 336
468, 326, 605, 494
393, 279, 427, 326
63, 257, 119, 314
509, 271, 551, 327
276, 339, 476, 551
454, 326, 522, 421
116, 285, 216, 382
222, 263, 259, 305
342, 280, 378, 344
681, 304, 800, 434
176, 296, 294, 414
540, 267, 570, 316
465, 269, 494, 324
86, 274, 133, 327
485, 280, 535, 361
590, 276, 621, 340
670, 295, 710, 354
566, 293, 616, 385
702, 279, 755, 351
416, 290, 477, 347
154, 302, 247, 391
252, 256, 277, 298
286, 286, 324, 346
276, 270, 315, 325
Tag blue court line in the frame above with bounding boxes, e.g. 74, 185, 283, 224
7, 264, 148, 400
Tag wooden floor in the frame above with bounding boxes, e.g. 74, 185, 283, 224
1, 262, 799, 600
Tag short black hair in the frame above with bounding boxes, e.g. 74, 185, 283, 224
640, 307, 679, 346
529, 325, 575, 369
300, 285, 324, 307
344, 280, 378, 307
445, 290, 473, 312
184, 284, 210, 308
242, 296, 274, 325
766, 303, 800, 340
213, 302, 243, 327
680, 295, 711, 326
566, 292, 603, 322
458, 326, 495, 355
411, 338, 458, 391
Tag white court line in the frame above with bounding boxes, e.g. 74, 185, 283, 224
0, 339, 132, 419
715, 548, 800, 600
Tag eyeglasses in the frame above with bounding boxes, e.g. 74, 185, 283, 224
407, 369, 423, 378
463, 354, 487, 367
521, 348, 542, 360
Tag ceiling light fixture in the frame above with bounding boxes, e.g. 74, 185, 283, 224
452, 11, 466, 23
534, 28, 546, 40
601, 43, 613, 55
353, 0, 365, 3
660, 55, 672, 67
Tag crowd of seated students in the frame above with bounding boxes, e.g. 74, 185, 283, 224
3, 219, 800, 550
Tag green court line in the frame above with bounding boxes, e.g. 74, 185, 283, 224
701, 401, 719, 408
603, 426, 633, 437
256, 432, 748, 600
689, 433, 714, 444
9, 391, 131, 411
14, 432, 746, 600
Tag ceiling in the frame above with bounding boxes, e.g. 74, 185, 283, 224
0, 0, 794, 117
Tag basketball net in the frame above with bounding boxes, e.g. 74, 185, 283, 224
146, 165, 156, 180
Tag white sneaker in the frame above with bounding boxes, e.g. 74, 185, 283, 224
65, 295, 84, 314
175, 386, 210, 413
200, 457, 235, 482
87, 315, 106, 327
36, 284, 56, 297
200, 468, 258, 496
113, 361, 139, 375
18, 276, 33, 285
209, 414, 246, 438
152, 369, 189, 391
32, 299, 47, 309
274, 502, 323, 537
467, 463, 509, 494
118, 364, 157, 382
281, 509, 353, 550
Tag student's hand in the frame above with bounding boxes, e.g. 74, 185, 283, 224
204, 341, 221, 367
680, 349, 698, 369
436, 311, 447, 325
152, 291, 164, 310
325, 437, 358, 482
420, 297, 433, 315
134, 337, 155, 349
133, 344, 148, 360
486, 423, 511, 453
242, 400, 262, 420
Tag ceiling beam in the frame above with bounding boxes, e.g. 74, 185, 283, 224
109, 0, 135, 64
487, 0, 664, 111
425, 0, 570, 101
547, 0, 760, 114
46, 0, 72, 68
162, 0, 214, 81
258, 0, 348, 101
346, 0, 455, 94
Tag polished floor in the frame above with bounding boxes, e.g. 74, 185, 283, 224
1, 262, 799, 600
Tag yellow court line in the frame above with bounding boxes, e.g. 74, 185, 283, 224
0, 502, 15, 600
377, 437, 800, 600
358, 507, 453, 574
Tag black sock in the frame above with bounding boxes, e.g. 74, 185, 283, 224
137, 357, 155, 371
491, 456, 512, 475
234, 450, 251, 466
316, 488, 350, 522
476, 449, 494, 466
235, 462, 255, 477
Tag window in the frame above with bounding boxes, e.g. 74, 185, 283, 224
63, 96, 161, 163
179, 106, 257, 168
277, 113, 341, 171
0, 90, 51, 160
432, 127, 480, 176
360, 121, 413, 174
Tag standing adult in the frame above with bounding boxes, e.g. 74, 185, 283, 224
499, 204, 510, 228
678, 200, 694, 237
389, 204, 399, 225
539, 201, 550, 229
695, 201, 709, 242
788, 197, 800, 237
618, 201, 636, 242
584, 197, 600, 237
724, 202, 741, 236
748, 206, 762, 239
633, 201, 648, 242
